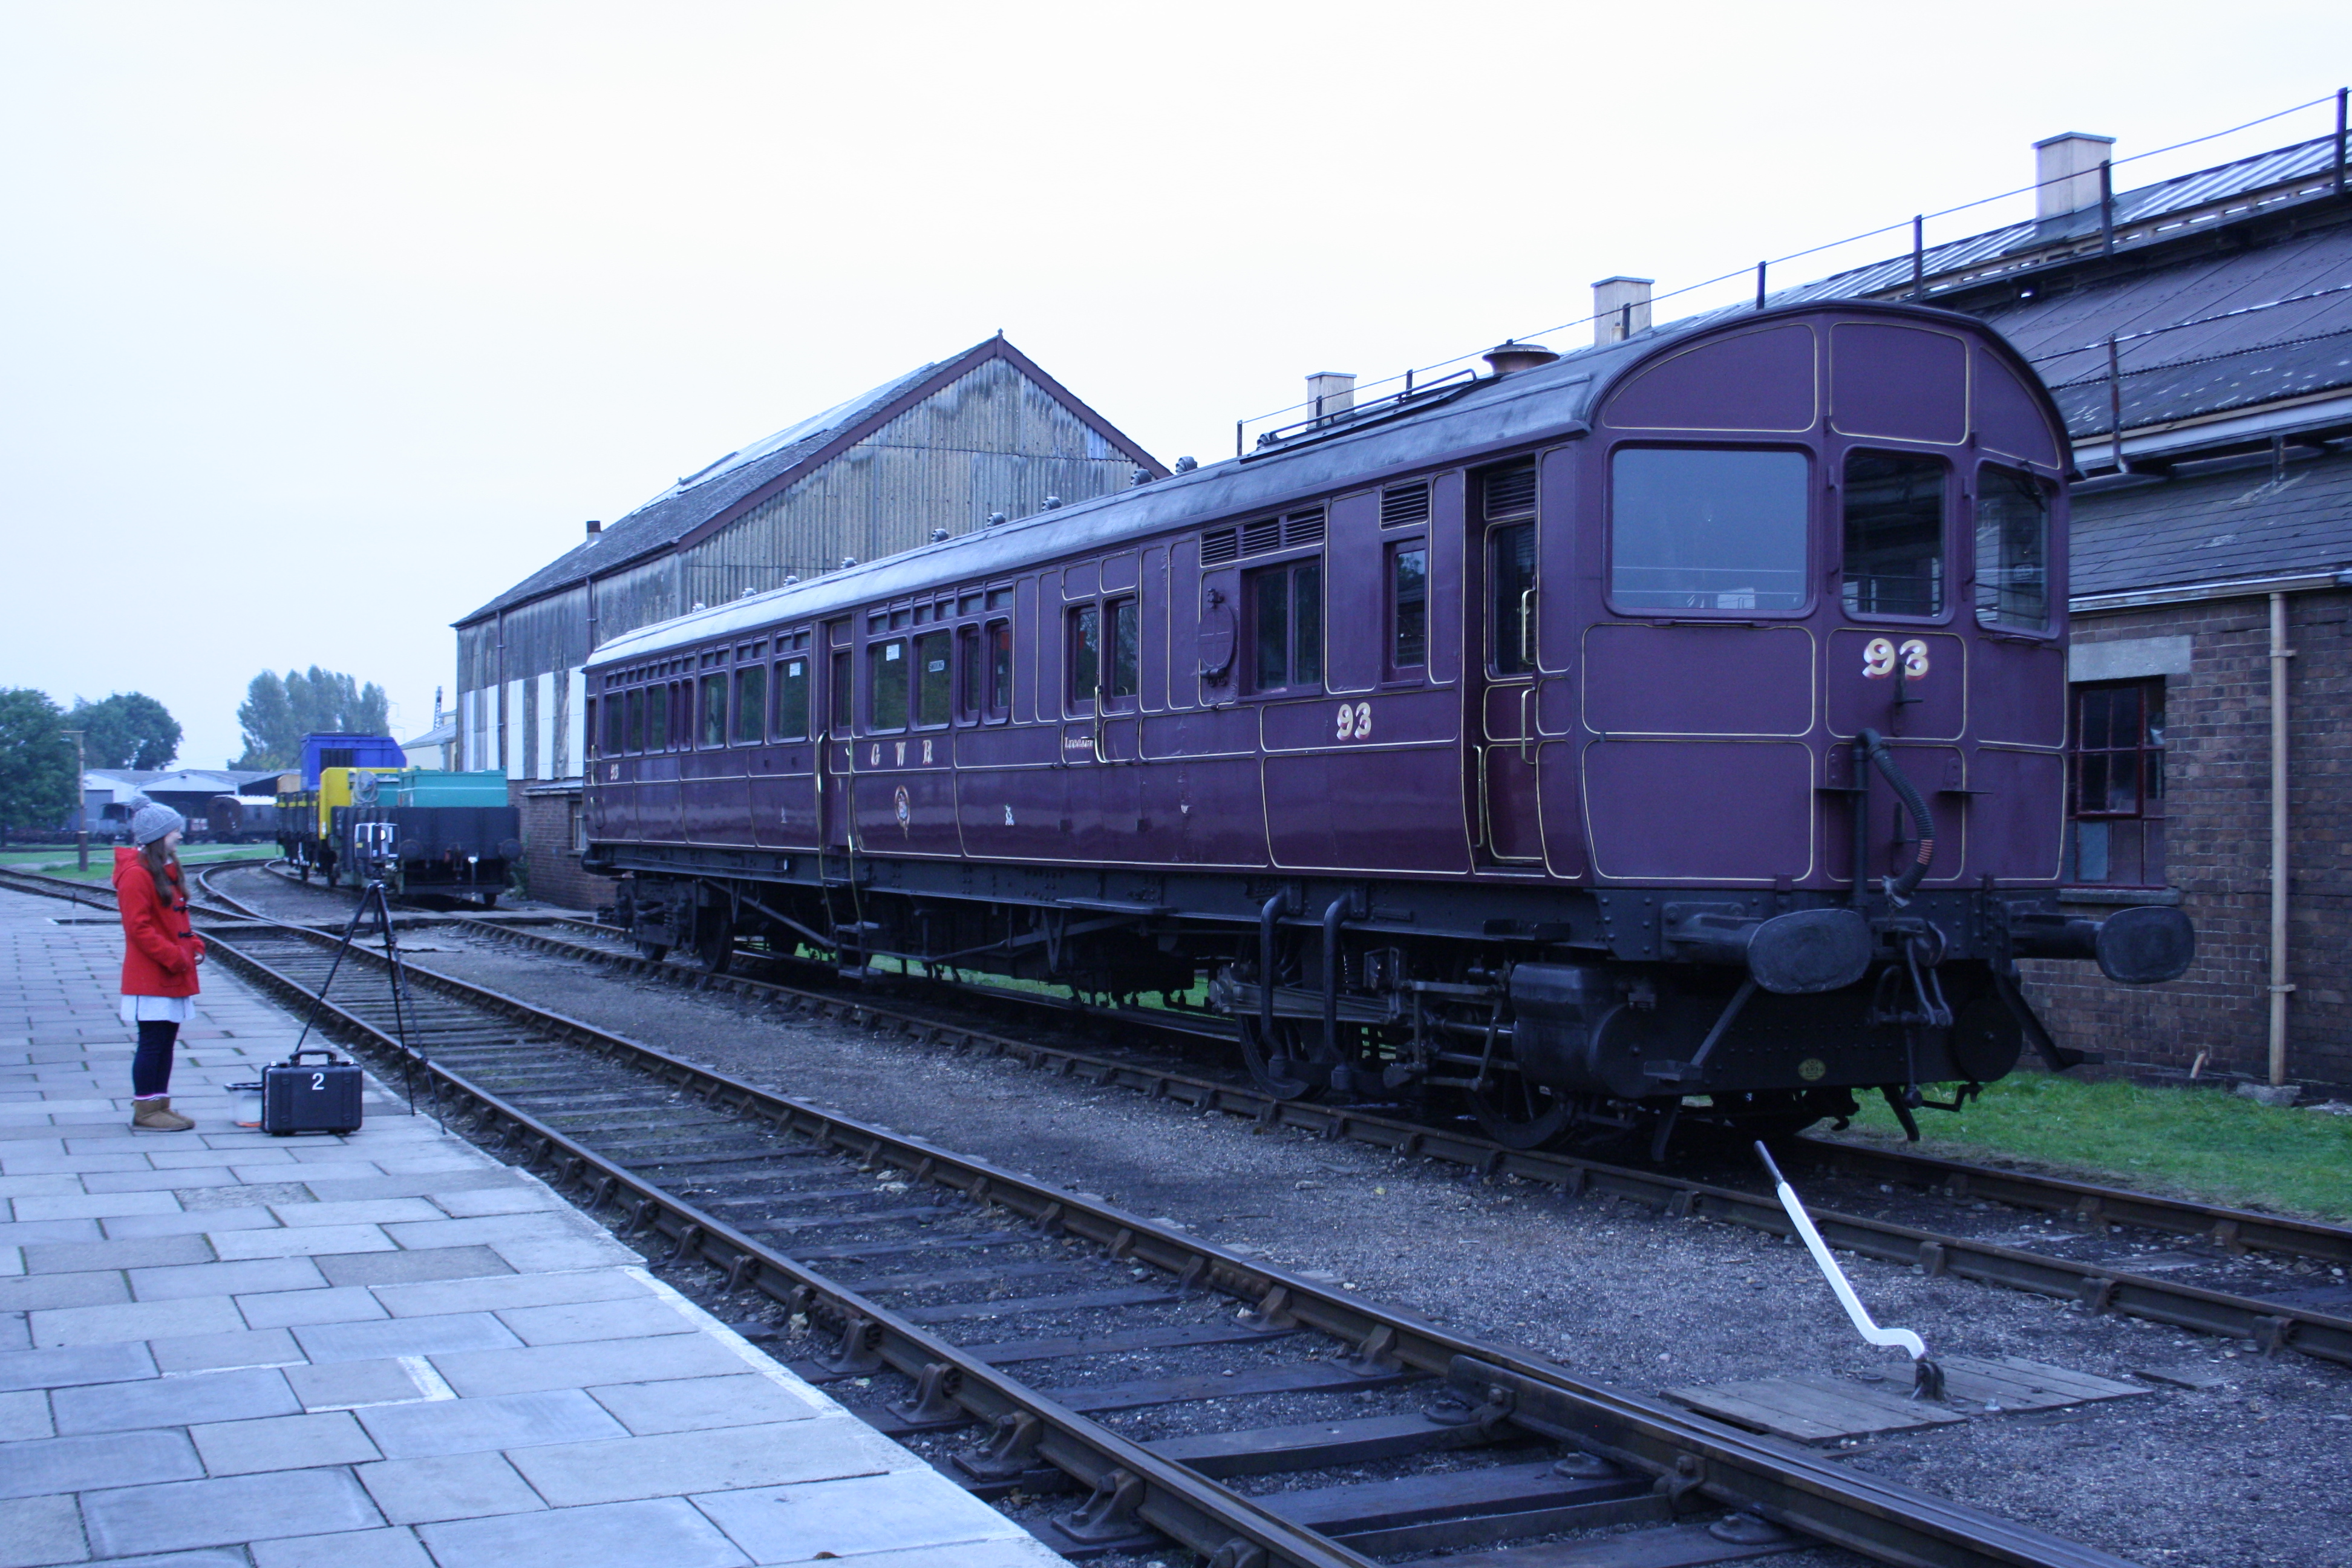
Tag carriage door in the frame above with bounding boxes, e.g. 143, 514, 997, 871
820, 619, 855, 853
1471, 460, 1543, 863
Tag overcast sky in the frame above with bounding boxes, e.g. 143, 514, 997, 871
3, 2, 2345, 771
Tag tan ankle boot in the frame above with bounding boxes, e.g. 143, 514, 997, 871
132, 1097, 194, 1131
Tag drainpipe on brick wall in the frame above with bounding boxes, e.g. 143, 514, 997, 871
2268, 591, 2295, 1087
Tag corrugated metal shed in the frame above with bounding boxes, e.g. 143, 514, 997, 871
452, 333, 1159, 778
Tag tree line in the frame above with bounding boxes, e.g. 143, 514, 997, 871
0, 666, 389, 840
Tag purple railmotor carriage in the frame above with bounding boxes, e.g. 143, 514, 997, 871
582, 301, 2192, 1152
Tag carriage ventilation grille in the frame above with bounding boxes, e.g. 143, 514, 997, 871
1202, 507, 1327, 566
1483, 461, 1537, 520
1380, 483, 1430, 529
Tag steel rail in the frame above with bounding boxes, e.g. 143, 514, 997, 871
431, 907, 2352, 1367
185, 915, 2134, 1568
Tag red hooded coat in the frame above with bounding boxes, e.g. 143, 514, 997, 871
114, 848, 204, 998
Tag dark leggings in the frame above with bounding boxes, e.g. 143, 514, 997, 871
133, 1020, 178, 1098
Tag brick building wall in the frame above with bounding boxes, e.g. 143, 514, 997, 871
517, 784, 608, 913
2020, 589, 2351, 1090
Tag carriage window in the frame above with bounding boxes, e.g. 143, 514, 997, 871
644, 685, 668, 751
1976, 464, 2051, 631
987, 619, 1013, 717
1069, 604, 1100, 708
1108, 597, 1138, 704
914, 630, 952, 727
1250, 560, 1322, 693
773, 657, 809, 740
1611, 447, 1809, 612
869, 639, 908, 731
829, 650, 852, 736
957, 626, 981, 719
698, 674, 727, 747
1391, 544, 1428, 672
1843, 450, 1945, 618
1491, 523, 1535, 675
624, 688, 644, 753
731, 664, 765, 744
604, 694, 624, 756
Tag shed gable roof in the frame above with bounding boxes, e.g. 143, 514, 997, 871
459, 335, 1160, 627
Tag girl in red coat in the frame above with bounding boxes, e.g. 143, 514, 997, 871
115, 802, 205, 1131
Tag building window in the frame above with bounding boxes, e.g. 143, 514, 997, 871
869, 639, 908, 731
1069, 604, 1100, 709
1976, 464, 2051, 631
914, 630, 952, 727
2066, 679, 2166, 886
1610, 447, 1809, 613
773, 656, 810, 740
1390, 543, 1428, 673
1250, 560, 1323, 693
698, 673, 728, 748
1842, 450, 1945, 618
731, 664, 765, 745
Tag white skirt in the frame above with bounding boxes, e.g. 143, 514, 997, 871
121, 995, 194, 1025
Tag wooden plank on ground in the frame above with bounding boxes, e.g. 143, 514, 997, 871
1664, 1375, 1963, 1443
1939, 1354, 2152, 1412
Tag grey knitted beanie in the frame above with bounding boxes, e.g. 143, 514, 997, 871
129, 802, 185, 846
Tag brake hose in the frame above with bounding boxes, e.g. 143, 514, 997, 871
1858, 727, 1936, 901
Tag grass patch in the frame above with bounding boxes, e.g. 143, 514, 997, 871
1831, 1071, 2352, 1223
0, 844, 277, 884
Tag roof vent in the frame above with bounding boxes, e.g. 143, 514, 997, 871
1483, 341, 1560, 376
1592, 277, 1653, 347
1307, 371, 1356, 420
840, 557, 858, 570
785, 575, 800, 586
930, 528, 951, 542
584, 520, 603, 539
1131, 468, 1152, 487
691, 601, 707, 612
1174, 456, 1198, 473
740, 587, 757, 598
986, 511, 1007, 526
2035, 132, 2114, 219
1044, 495, 1063, 510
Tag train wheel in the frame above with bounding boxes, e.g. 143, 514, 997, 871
1236, 1016, 1330, 1102
1466, 1072, 1578, 1150
635, 941, 671, 963
691, 917, 734, 975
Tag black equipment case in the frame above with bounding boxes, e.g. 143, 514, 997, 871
262, 1048, 365, 1135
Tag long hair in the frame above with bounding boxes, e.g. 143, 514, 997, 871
139, 838, 181, 910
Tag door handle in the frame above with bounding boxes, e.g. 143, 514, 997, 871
1520, 686, 1535, 764
1520, 588, 1537, 668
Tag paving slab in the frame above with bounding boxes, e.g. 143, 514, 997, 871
0, 888, 1052, 1567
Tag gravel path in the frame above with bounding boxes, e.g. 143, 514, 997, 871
206, 867, 2352, 1564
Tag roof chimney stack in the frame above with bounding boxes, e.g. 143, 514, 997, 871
1592, 276, 1653, 347
1306, 371, 1356, 420
584, 519, 602, 538
2034, 132, 2115, 219
1483, 341, 1560, 376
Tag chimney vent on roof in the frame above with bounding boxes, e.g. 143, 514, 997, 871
1306, 371, 1356, 421
584, 520, 602, 539
2034, 132, 2114, 219
1592, 277, 1653, 347
1174, 455, 1198, 473
986, 511, 1007, 527
1044, 495, 1063, 510
930, 528, 951, 542
1483, 341, 1560, 376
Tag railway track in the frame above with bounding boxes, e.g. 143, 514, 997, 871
379, 884, 2352, 1369
8, 855, 2141, 1564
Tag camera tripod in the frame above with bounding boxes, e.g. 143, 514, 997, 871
290, 875, 441, 1131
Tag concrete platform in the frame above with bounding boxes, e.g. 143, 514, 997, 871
0, 889, 1059, 1568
